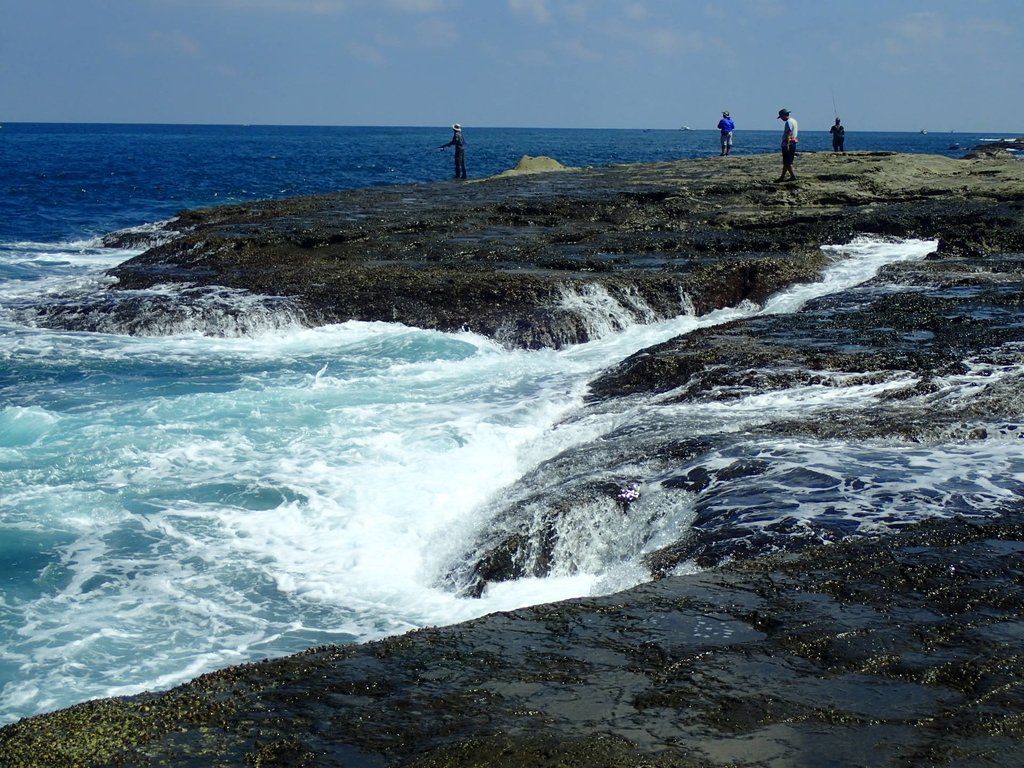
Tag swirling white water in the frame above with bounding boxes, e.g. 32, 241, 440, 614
1, 235, 966, 722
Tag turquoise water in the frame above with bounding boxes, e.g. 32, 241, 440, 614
1, 124, 1020, 724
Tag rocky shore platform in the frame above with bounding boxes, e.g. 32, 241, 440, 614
4, 150, 1024, 767
81, 150, 1024, 346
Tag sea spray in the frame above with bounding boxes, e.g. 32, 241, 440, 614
556, 282, 663, 338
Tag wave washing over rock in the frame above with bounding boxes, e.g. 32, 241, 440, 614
4, 150, 1024, 767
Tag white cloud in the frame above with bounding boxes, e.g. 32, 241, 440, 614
152, 30, 202, 57
348, 42, 385, 64
623, 3, 649, 22
613, 23, 706, 57
560, 38, 600, 61
745, 0, 784, 17
219, 0, 352, 12
878, 10, 1015, 72
111, 29, 201, 59
516, 47, 554, 66
508, 0, 552, 24
414, 17, 459, 47
887, 11, 946, 49
387, 0, 447, 10
170, 0, 449, 13
562, 2, 587, 24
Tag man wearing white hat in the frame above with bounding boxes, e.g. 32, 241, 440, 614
439, 123, 467, 179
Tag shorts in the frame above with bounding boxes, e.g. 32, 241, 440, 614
782, 141, 797, 163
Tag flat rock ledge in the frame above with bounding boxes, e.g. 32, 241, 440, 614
2, 513, 1023, 767
101, 151, 1024, 348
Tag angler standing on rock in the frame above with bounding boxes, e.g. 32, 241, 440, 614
830, 117, 846, 154
717, 111, 735, 155
776, 108, 799, 181
439, 123, 467, 179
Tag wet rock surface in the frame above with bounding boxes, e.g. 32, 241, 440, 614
4, 152, 1024, 766
964, 137, 1024, 159
588, 255, 1024, 405
95, 151, 1024, 347
3, 514, 1024, 767
452, 252, 1024, 590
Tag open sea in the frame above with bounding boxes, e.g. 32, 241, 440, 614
0, 123, 1020, 725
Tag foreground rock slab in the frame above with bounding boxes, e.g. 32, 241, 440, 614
2, 514, 1023, 767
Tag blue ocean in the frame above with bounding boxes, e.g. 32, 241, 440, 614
1, 123, 1020, 725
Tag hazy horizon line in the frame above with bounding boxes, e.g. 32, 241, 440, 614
3, 120, 1021, 135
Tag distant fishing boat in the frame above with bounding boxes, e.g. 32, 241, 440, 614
679, 126, 692, 131
920, 129, 928, 134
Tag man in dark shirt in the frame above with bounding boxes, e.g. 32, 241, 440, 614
830, 117, 846, 154
439, 123, 466, 179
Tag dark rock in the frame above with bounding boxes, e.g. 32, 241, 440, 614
84, 152, 1024, 348
458, 254, 1024, 587
4, 514, 1024, 767
963, 137, 1024, 159
589, 256, 1024, 403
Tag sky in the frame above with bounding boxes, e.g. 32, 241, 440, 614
3, 0, 1022, 132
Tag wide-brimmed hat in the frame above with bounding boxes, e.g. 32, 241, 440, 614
453, 123, 461, 130
777, 109, 790, 118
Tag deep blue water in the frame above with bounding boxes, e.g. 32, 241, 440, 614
1, 124, 1021, 726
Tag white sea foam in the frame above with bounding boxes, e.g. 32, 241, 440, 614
557, 282, 662, 337
11, 235, 1011, 726
763, 236, 937, 314
0, 239, 137, 276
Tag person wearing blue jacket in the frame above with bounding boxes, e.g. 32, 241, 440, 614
717, 111, 735, 155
